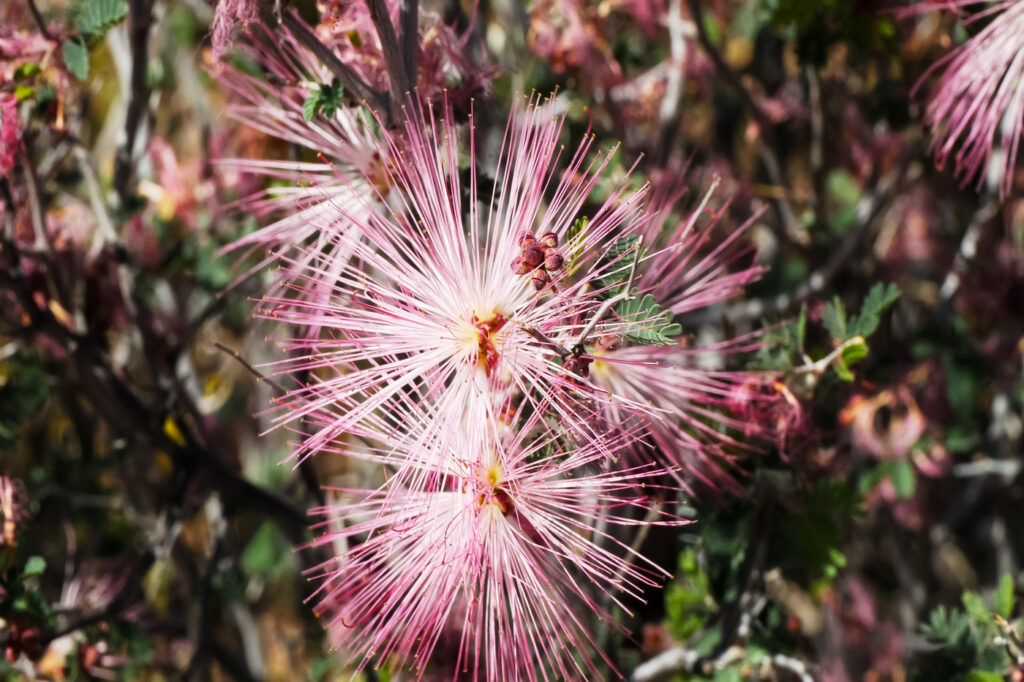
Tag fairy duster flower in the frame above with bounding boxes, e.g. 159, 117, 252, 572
911, 0, 1024, 196
306, 406, 682, 680
260, 93, 671, 464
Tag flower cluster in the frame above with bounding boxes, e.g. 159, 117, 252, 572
236, 86, 775, 678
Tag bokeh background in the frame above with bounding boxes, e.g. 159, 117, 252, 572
2, 0, 1024, 680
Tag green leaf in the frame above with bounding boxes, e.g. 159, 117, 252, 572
995, 574, 1015, 618
566, 216, 589, 275
14, 85, 34, 102
840, 339, 868, 367
599, 235, 645, 293
22, 556, 47, 578
616, 293, 680, 346
849, 282, 901, 338
890, 459, 916, 499
13, 63, 41, 79
822, 296, 846, 340
962, 590, 991, 625
63, 40, 90, 80
302, 93, 320, 121
241, 522, 291, 581
966, 671, 1004, 682
75, 0, 129, 37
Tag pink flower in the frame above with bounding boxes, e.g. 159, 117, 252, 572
210, 0, 259, 60
216, 21, 383, 312
0, 92, 21, 179
910, 0, 1024, 196
259, 94, 667, 463
306, 408, 682, 680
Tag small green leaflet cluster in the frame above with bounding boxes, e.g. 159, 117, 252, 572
63, 0, 130, 80
564, 215, 589, 276
303, 79, 345, 121
616, 293, 681, 346
595, 234, 681, 346
821, 281, 900, 381
918, 575, 1018, 682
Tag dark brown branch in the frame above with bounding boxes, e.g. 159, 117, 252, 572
25, 0, 54, 42
366, 0, 411, 121
113, 0, 154, 203
282, 12, 389, 116
399, 0, 419, 94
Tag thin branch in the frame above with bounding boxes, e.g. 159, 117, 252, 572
366, 0, 411, 122
214, 341, 288, 395
25, 0, 54, 42
399, 0, 419, 93
113, 0, 154, 203
281, 12, 389, 115
574, 236, 643, 347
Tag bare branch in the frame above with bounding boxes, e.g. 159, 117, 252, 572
366, 0, 411, 122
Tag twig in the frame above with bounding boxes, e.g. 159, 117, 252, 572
281, 12, 389, 115
366, 0, 411, 121
399, 0, 419, 94
113, 0, 154, 204
652, 1, 693, 165
574, 236, 644, 347
938, 196, 998, 309
214, 341, 288, 396
25, 0, 54, 42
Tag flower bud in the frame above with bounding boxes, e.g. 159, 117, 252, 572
522, 245, 544, 268
544, 250, 563, 271
531, 269, 550, 291
540, 232, 558, 248
520, 233, 536, 246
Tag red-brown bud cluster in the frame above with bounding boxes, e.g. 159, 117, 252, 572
4, 617, 44, 663
511, 232, 564, 290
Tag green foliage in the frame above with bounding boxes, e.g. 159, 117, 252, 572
599, 234, 645, 293
63, 40, 90, 80
753, 304, 807, 371
848, 282, 901, 338
665, 550, 714, 641
821, 282, 900, 380
565, 216, 589, 275
74, 0, 129, 37
63, 0, 129, 80
21, 556, 46, 579
241, 522, 293, 581
616, 293, 681, 346
916, 588, 1015, 682
303, 79, 345, 121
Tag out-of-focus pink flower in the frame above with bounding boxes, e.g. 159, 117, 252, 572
840, 385, 927, 459
210, 0, 259, 60
316, 0, 491, 108
0, 92, 21, 178
307, 409, 682, 680
1, 475, 27, 546
909, 0, 1024, 196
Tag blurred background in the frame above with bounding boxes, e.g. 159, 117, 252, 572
2, 0, 1024, 679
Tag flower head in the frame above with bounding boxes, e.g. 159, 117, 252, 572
910, 0, 1024, 196
307, 406, 682, 680
0, 92, 21, 179
260, 93, 671, 464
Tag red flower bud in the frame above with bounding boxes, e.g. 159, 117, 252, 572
540, 232, 558, 248
544, 251, 563, 271
531, 269, 550, 291
520, 233, 536, 246
522, 245, 544, 268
